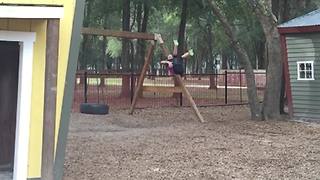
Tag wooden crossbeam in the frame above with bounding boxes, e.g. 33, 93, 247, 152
82, 27, 155, 40
142, 86, 182, 93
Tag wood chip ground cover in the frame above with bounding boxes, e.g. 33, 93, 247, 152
64, 106, 320, 179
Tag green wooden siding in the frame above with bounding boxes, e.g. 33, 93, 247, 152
286, 33, 320, 120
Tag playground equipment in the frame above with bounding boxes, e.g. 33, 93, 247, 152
81, 28, 205, 122
79, 71, 109, 115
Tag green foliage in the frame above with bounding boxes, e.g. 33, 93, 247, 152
78, 0, 317, 72
107, 38, 122, 58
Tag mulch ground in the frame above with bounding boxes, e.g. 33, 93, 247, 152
64, 106, 320, 179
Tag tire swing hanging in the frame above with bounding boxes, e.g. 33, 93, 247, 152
80, 72, 109, 115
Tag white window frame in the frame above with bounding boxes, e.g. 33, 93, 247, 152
0, 30, 35, 180
0, 5, 63, 19
297, 61, 315, 80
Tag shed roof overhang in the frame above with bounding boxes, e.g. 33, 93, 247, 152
0, 4, 63, 19
278, 25, 320, 34
278, 9, 320, 35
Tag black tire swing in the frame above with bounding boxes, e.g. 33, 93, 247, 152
80, 72, 109, 115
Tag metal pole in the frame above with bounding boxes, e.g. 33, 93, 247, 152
215, 73, 218, 100
225, 70, 227, 104
96, 73, 100, 104
130, 73, 134, 104
239, 69, 242, 103
84, 71, 88, 103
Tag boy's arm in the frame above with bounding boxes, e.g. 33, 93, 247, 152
160, 60, 169, 64
160, 60, 173, 68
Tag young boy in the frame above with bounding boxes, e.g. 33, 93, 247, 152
155, 34, 193, 75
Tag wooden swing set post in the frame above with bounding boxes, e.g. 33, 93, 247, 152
129, 41, 156, 114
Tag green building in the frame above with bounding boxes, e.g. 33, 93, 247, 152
278, 9, 320, 120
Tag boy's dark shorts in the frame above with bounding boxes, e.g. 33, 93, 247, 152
172, 57, 184, 75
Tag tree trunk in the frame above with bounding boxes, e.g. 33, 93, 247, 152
177, 0, 188, 56
262, 34, 282, 120
221, 51, 228, 69
256, 40, 266, 69
135, 2, 149, 72
99, 35, 107, 87
173, 0, 189, 99
141, 2, 149, 63
79, 0, 92, 85
121, 0, 131, 97
207, 23, 217, 89
248, 0, 282, 120
135, 2, 143, 72
279, 0, 290, 22
207, 0, 261, 120
120, 0, 130, 97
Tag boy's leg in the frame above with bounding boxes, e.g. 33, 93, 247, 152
181, 52, 190, 59
181, 49, 194, 59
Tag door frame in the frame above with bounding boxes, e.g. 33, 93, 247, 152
0, 30, 35, 180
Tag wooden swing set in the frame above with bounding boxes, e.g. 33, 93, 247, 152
82, 28, 205, 123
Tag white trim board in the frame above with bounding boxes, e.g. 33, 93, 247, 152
0, 30, 36, 180
0, 5, 63, 19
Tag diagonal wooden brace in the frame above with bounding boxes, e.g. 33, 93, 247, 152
129, 41, 156, 114
174, 75, 205, 123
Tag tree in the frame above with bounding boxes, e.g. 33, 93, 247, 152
120, 0, 131, 97
207, 0, 261, 120
79, 0, 93, 70
206, 0, 319, 120
177, 0, 188, 55
134, 1, 150, 72
246, 0, 282, 120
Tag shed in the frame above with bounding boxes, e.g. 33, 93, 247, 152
278, 9, 320, 120
0, 1, 84, 180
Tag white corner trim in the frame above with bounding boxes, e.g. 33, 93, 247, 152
0, 5, 63, 19
0, 30, 36, 180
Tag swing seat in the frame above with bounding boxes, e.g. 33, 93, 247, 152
80, 103, 109, 115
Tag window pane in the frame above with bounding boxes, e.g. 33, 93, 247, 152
306, 63, 312, 70
306, 71, 312, 78
300, 63, 305, 70
300, 71, 306, 78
